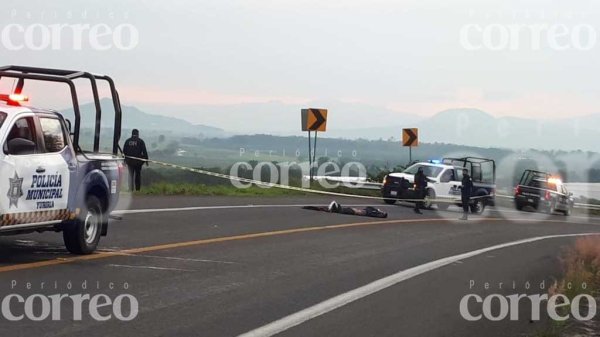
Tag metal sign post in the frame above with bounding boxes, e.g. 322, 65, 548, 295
307, 130, 312, 182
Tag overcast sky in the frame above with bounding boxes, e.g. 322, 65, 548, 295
1, 0, 599, 123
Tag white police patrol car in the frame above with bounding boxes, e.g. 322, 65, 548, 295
382, 157, 496, 213
0, 66, 124, 254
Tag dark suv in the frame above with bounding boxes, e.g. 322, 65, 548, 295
514, 170, 574, 216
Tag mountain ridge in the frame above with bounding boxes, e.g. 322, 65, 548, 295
59, 99, 598, 151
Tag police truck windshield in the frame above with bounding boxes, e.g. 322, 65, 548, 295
403, 164, 443, 178
0, 112, 6, 128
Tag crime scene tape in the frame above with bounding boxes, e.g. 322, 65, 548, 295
122, 156, 475, 204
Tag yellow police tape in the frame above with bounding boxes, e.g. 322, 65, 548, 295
121, 155, 493, 205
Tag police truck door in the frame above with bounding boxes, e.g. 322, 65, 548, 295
33, 116, 72, 212
0, 115, 45, 214
439, 168, 461, 199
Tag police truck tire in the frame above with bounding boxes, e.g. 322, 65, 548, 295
470, 198, 486, 214
63, 195, 103, 255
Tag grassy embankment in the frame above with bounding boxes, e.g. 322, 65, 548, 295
532, 237, 600, 337
134, 182, 381, 198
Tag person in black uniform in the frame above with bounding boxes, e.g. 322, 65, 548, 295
460, 168, 473, 220
414, 167, 430, 214
123, 129, 148, 191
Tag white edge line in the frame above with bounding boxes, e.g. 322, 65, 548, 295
238, 232, 600, 337
117, 252, 237, 264
106, 264, 196, 272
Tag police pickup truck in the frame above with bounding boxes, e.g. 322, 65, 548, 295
0, 66, 123, 254
381, 157, 496, 214
514, 170, 574, 216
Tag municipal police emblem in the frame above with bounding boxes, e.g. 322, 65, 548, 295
7, 172, 23, 208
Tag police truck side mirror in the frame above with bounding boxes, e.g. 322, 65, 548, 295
7, 138, 36, 155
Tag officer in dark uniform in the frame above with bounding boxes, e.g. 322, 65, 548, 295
460, 168, 473, 220
414, 167, 430, 214
123, 129, 148, 191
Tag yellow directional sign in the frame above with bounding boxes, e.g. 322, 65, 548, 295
301, 108, 327, 132
402, 128, 419, 147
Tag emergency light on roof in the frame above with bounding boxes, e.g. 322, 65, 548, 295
548, 177, 562, 185
8, 94, 28, 102
0, 93, 29, 105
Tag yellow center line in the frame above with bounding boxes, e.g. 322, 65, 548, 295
0, 216, 594, 274
0, 218, 449, 273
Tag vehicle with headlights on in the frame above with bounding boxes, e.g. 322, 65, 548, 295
514, 170, 574, 215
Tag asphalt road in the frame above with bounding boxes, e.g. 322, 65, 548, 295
1, 195, 600, 337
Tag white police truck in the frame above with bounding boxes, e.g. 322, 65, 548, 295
381, 157, 496, 213
0, 66, 124, 254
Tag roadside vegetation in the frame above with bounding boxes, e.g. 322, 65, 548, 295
532, 237, 600, 337
134, 165, 381, 198
133, 164, 381, 198
135, 183, 307, 196
135, 181, 381, 198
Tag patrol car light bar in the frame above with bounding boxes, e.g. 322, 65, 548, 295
0, 93, 29, 103
548, 177, 562, 185
8, 94, 28, 102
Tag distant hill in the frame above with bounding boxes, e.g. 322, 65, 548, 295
60, 100, 600, 151
135, 101, 599, 151
180, 134, 600, 184
134, 99, 421, 136
415, 108, 600, 151
298, 108, 600, 151
60, 98, 226, 138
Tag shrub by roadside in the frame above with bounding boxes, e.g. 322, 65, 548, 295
533, 237, 600, 337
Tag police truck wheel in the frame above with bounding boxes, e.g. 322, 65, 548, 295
470, 198, 486, 214
63, 195, 103, 255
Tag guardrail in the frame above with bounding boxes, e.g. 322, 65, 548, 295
574, 203, 600, 210
315, 177, 382, 190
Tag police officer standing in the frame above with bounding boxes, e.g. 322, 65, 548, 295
123, 129, 148, 191
460, 168, 473, 220
414, 167, 430, 214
